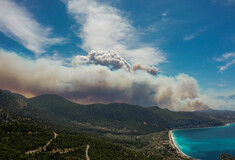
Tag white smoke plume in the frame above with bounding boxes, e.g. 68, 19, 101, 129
133, 64, 158, 76
73, 50, 132, 72
73, 50, 159, 76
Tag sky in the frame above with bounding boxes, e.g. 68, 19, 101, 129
0, 0, 234, 111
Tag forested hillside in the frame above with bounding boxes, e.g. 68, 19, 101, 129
0, 107, 156, 160
0, 90, 225, 135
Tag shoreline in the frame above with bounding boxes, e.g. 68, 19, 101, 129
168, 130, 191, 159
168, 123, 234, 160
172, 122, 233, 132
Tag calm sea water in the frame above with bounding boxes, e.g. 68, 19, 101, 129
172, 123, 235, 160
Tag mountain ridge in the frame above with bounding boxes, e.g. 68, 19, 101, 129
0, 89, 227, 134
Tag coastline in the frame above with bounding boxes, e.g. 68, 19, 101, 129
168, 123, 234, 160
169, 130, 192, 159
172, 122, 233, 132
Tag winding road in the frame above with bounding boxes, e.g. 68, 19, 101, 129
25, 132, 57, 154
26, 132, 91, 160
86, 145, 90, 160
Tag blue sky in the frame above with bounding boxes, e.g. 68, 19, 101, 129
0, 0, 234, 110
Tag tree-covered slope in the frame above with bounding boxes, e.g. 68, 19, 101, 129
0, 122, 54, 159
0, 89, 225, 135
148, 106, 224, 128
195, 109, 235, 124
0, 123, 152, 160
0, 106, 155, 160
27, 95, 167, 133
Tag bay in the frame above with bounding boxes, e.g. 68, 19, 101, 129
172, 123, 235, 160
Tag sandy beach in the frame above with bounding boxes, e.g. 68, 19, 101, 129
168, 130, 192, 159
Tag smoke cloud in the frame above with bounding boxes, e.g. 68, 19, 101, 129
73, 50, 159, 76
73, 50, 132, 72
133, 64, 158, 76
0, 49, 213, 111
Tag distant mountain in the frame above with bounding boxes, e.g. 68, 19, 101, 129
148, 106, 225, 129
0, 89, 225, 134
194, 109, 235, 124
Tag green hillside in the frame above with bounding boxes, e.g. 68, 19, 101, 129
0, 122, 54, 159
0, 122, 153, 160
0, 90, 208, 159
27, 95, 167, 134
0, 106, 158, 160
148, 106, 223, 129
0, 89, 224, 135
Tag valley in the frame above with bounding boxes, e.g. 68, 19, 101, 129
1, 89, 235, 159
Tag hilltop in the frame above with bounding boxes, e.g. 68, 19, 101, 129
0, 90, 225, 135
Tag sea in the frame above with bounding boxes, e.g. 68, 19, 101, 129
172, 123, 235, 160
